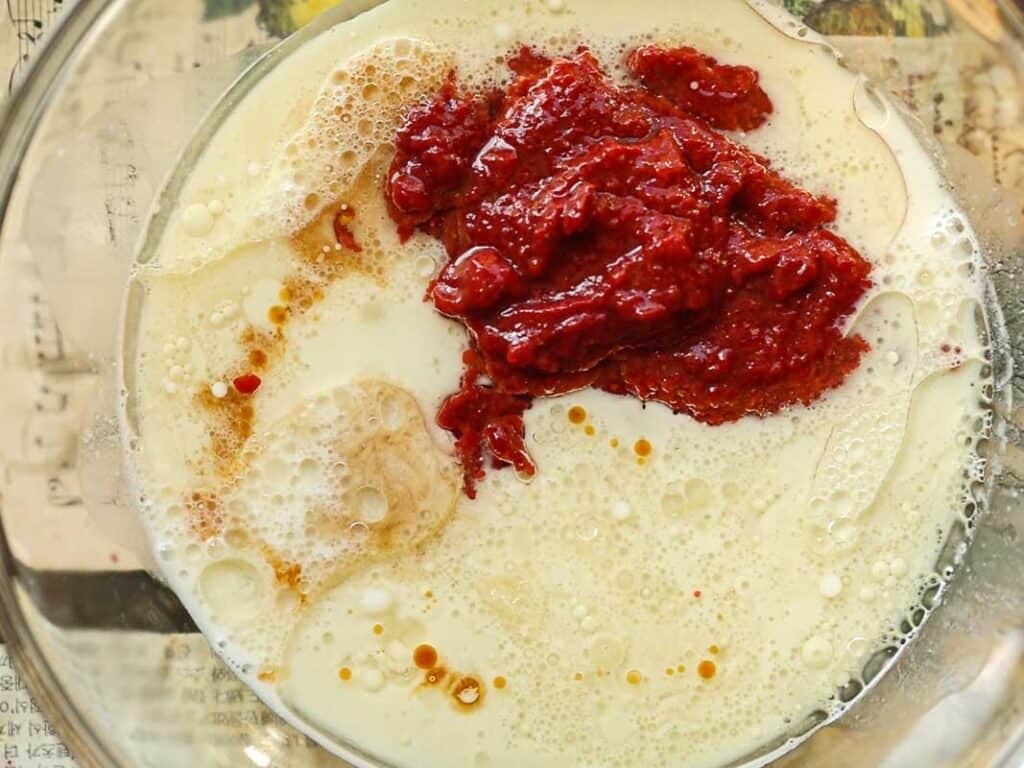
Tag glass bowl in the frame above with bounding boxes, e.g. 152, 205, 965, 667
2, 1, 1024, 766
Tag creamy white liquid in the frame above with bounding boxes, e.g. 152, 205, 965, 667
124, 2, 993, 767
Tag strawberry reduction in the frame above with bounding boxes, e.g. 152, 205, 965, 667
386, 45, 873, 496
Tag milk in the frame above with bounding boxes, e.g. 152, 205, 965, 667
124, 2, 992, 766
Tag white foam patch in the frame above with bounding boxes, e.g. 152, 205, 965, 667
259, 37, 454, 236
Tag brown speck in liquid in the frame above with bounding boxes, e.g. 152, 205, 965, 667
257, 668, 277, 683
626, 669, 643, 685
574, 672, 584, 681
610, 438, 619, 448
568, 406, 587, 424
373, 623, 384, 636
584, 425, 596, 436
697, 660, 717, 680
282, 274, 324, 313
190, 203, 371, 531
248, 349, 268, 369
413, 644, 438, 670
187, 491, 222, 541
260, 544, 305, 598
634, 439, 652, 457
424, 666, 448, 686
268, 305, 289, 325
709, 645, 720, 655
677, 665, 686, 674
339, 667, 352, 681
493, 676, 507, 690
197, 386, 256, 476
693, 590, 702, 598
665, 667, 674, 676
424, 590, 434, 599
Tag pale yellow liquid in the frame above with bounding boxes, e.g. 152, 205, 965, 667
126, 2, 992, 766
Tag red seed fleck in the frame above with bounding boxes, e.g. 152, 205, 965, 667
233, 374, 262, 395
693, 590, 702, 598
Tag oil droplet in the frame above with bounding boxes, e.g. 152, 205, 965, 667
697, 660, 717, 680
493, 676, 507, 690
339, 667, 352, 681
568, 406, 587, 424
413, 644, 438, 669
626, 669, 643, 685
584, 425, 596, 436
373, 623, 384, 636
634, 439, 653, 457
708, 645, 720, 656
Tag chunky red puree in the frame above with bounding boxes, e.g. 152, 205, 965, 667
385, 45, 872, 496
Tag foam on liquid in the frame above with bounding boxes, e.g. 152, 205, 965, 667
125, 2, 993, 767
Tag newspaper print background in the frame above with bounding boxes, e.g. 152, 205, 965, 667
0, 1, 1023, 766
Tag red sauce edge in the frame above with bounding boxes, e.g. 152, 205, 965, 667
384, 45, 872, 497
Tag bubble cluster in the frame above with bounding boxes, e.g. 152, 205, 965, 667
261, 37, 453, 237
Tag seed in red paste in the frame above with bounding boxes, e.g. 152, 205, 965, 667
233, 374, 262, 395
385, 45, 872, 496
